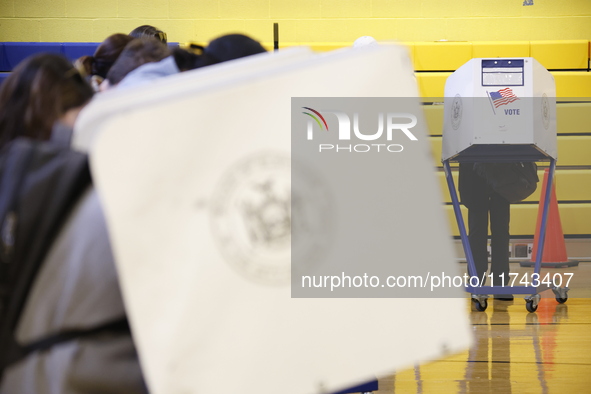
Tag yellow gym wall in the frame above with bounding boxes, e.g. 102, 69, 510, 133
0, 0, 590, 44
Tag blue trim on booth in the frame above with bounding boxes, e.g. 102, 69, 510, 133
332, 379, 379, 394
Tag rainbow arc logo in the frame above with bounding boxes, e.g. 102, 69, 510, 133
302, 107, 329, 131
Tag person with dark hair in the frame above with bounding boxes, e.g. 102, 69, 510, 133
75, 33, 135, 91
0, 53, 147, 393
0, 53, 93, 148
199, 33, 267, 67
171, 45, 204, 71
105, 34, 267, 90
129, 25, 167, 43
105, 38, 171, 88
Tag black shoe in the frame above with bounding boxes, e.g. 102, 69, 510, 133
494, 294, 514, 301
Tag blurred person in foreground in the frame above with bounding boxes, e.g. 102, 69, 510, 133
0, 53, 147, 394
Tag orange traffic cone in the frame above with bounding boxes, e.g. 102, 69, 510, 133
520, 168, 578, 268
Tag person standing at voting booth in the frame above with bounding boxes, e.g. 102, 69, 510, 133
443, 57, 555, 310
459, 163, 512, 299
459, 162, 539, 300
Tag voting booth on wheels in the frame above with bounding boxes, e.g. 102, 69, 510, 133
442, 57, 569, 312
81, 44, 472, 394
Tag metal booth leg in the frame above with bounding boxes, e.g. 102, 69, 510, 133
443, 161, 488, 311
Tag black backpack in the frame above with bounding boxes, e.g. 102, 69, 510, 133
476, 162, 539, 203
0, 138, 128, 378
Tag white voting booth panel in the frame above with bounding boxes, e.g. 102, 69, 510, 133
442, 57, 556, 162
73, 47, 314, 153
90, 45, 471, 394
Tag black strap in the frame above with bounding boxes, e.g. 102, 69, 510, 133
23, 316, 130, 355
6, 316, 130, 368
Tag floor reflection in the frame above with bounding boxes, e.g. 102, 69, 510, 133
466, 301, 512, 394
386, 297, 589, 394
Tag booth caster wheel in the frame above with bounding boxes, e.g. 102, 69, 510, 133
552, 287, 569, 304
524, 294, 541, 313
525, 300, 537, 313
471, 295, 488, 312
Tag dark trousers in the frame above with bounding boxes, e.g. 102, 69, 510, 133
459, 164, 510, 285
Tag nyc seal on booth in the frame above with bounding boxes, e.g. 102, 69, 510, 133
209, 152, 332, 286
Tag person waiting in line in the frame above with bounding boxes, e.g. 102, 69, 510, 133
74, 33, 135, 91
129, 25, 167, 43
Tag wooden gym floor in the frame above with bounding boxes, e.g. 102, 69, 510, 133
376, 261, 591, 394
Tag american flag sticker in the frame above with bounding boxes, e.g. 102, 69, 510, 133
489, 88, 519, 108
